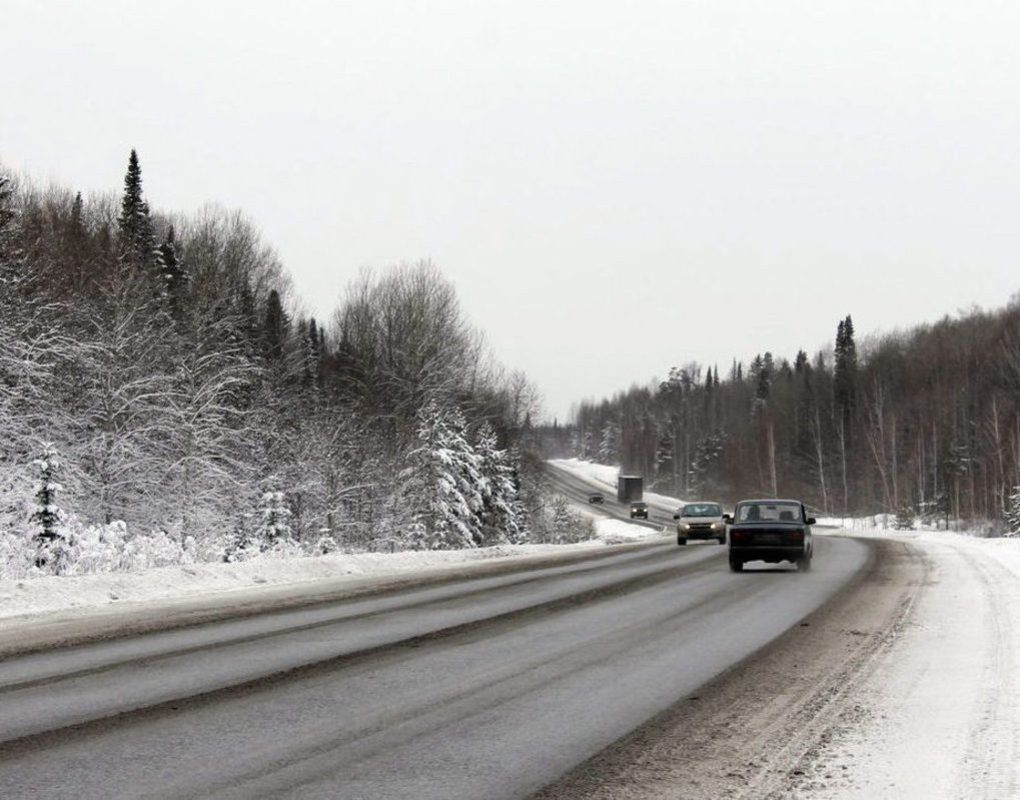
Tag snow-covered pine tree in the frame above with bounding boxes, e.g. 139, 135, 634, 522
158, 225, 188, 322
402, 399, 483, 549
549, 494, 573, 543
302, 318, 321, 392
475, 422, 522, 545
30, 443, 70, 572
654, 426, 675, 485
444, 404, 485, 545
0, 174, 17, 280
0, 172, 30, 311
257, 478, 294, 551
223, 514, 259, 562
1006, 486, 1020, 537
689, 430, 725, 496
505, 444, 528, 544
598, 420, 619, 464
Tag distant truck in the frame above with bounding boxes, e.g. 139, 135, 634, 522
616, 474, 643, 503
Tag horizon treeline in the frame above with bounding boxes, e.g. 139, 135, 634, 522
0, 151, 586, 576
543, 304, 1020, 529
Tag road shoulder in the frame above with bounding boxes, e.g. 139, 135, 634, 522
784, 533, 1020, 799
532, 535, 937, 799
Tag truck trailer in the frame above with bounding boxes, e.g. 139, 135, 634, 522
616, 474, 643, 503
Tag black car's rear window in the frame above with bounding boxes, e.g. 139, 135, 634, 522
736, 502, 801, 522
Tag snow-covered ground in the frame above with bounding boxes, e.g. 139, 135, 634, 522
0, 515, 661, 625
787, 525, 1020, 799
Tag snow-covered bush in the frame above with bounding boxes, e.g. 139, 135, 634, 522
118, 527, 198, 570
262, 536, 303, 559
313, 533, 340, 555
62, 519, 124, 574
0, 515, 201, 578
893, 504, 916, 531
0, 529, 34, 579
531, 495, 596, 544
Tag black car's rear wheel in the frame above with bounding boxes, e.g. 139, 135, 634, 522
729, 556, 743, 572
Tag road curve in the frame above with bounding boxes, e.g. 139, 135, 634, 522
0, 536, 870, 800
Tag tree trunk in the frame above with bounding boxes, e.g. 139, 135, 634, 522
812, 408, 829, 514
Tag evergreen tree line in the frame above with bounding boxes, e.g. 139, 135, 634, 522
551, 306, 1020, 532
0, 152, 570, 577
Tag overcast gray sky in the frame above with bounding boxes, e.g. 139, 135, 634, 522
4, 1, 1019, 421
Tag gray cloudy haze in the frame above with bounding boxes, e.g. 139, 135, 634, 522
4, 0, 1019, 421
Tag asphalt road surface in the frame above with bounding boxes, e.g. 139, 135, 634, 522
0, 536, 872, 800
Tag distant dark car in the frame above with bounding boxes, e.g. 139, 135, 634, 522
673, 501, 730, 545
587, 492, 605, 504
727, 499, 814, 572
629, 501, 649, 519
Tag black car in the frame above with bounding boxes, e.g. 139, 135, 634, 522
587, 492, 605, 504
629, 501, 649, 519
727, 499, 814, 572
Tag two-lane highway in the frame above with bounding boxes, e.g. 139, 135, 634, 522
0, 536, 870, 799
542, 463, 673, 529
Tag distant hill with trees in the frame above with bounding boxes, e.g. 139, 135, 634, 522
544, 304, 1020, 532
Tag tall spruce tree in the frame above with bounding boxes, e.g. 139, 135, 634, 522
158, 225, 187, 321
117, 149, 158, 273
0, 174, 25, 298
264, 289, 286, 362
30, 444, 69, 572
475, 422, 522, 544
833, 315, 857, 424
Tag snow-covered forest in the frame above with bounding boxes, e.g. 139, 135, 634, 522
0, 152, 589, 579
544, 306, 1020, 534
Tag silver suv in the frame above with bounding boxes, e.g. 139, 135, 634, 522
673, 501, 730, 545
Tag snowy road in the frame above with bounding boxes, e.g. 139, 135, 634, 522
536, 533, 1020, 800
0, 536, 872, 799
